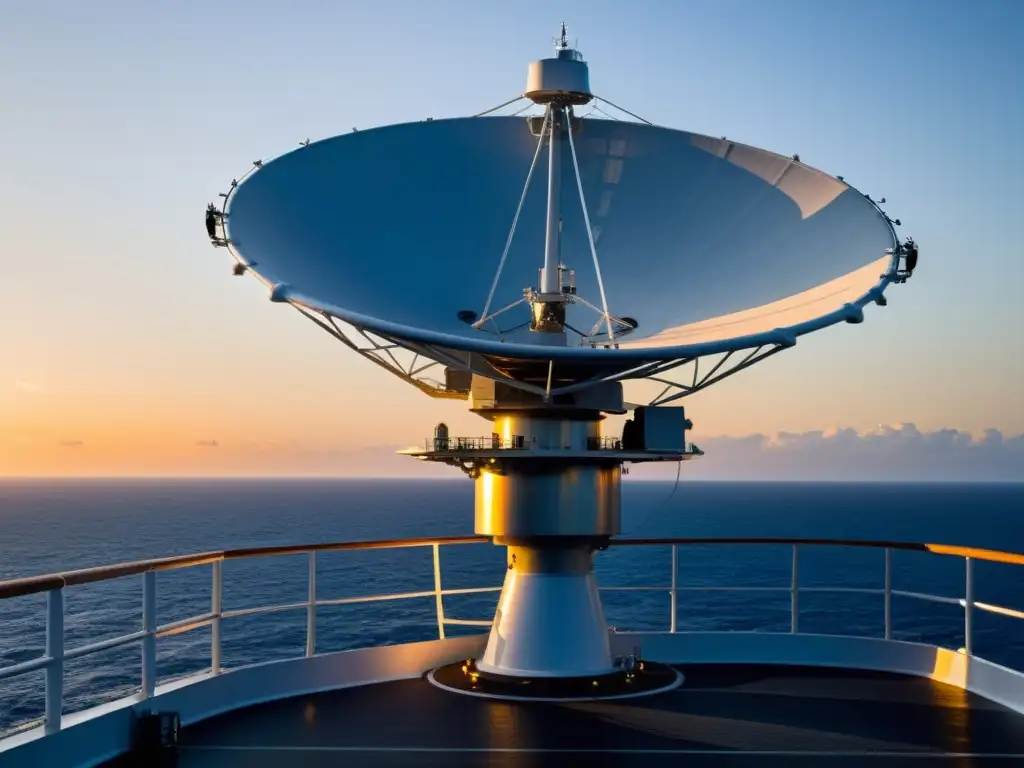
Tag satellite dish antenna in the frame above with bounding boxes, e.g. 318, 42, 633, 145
208, 27, 917, 699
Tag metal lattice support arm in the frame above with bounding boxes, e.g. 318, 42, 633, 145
289, 304, 467, 400
645, 344, 789, 405
287, 293, 796, 405
476, 107, 551, 326
564, 106, 615, 342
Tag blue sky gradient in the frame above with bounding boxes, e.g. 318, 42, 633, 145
1, 0, 1022, 476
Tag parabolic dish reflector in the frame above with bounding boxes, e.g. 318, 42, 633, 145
224, 116, 898, 370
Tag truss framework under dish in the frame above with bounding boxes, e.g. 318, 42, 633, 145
282, 300, 788, 406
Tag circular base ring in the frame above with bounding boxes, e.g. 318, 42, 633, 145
427, 659, 683, 702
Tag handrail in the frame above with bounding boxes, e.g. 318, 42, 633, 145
2, 534, 1023, 741
610, 537, 1024, 566
4, 535, 1024, 600
0, 552, 223, 599
0, 535, 488, 600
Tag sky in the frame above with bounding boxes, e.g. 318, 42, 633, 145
1, 0, 1022, 479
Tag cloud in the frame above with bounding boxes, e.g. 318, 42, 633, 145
14, 381, 44, 394
206, 426, 1023, 481
68, 427, 1017, 480
59, 440, 84, 449
649, 423, 1024, 482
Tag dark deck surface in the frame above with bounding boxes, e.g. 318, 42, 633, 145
113, 665, 1024, 766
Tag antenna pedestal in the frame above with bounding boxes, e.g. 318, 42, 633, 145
472, 418, 620, 677
476, 543, 614, 678
405, 379, 699, 692
415, 396, 693, 698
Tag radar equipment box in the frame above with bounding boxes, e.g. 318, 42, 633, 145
623, 407, 692, 452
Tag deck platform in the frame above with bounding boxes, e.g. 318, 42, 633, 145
107, 664, 1024, 767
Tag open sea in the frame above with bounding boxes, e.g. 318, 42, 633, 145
1, 479, 1023, 732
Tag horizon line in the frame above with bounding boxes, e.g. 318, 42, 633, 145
1, 476, 1021, 484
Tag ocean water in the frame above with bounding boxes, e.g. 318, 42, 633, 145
0, 479, 1023, 732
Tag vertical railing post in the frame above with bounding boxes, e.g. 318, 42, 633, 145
964, 556, 974, 655
306, 551, 317, 657
884, 548, 892, 640
44, 587, 65, 735
142, 570, 157, 699
432, 543, 447, 640
669, 545, 678, 633
211, 560, 223, 674
790, 544, 799, 634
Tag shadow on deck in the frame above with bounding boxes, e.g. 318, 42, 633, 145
107, 664, 1024, 766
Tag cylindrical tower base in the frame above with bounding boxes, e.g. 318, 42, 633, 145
475, 465, 620, 537
475, 544, 614, 677
470, 412, 621, 680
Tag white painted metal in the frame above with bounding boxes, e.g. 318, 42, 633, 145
142, 571, 156, 699
222, 601, 309, 620
893, 588, 963, 606
669, 544, 678, 633
432, 543, 447, 641
213, 35, 911, 417
211, 560, 222, 674
477, 108, 550, 326
564, 105, 614, 340
965, 556, 975, 655
524, 55, 592, 104
884, 548, 892, 640
475, 569, 614, 677
65, 632, 147, 661
442, 618, 493, 627
0, 656, 50, 681
541, 106, 561, 296
306, 552, 317, 657
790, 544, 799, 634
44, 589, 63, 736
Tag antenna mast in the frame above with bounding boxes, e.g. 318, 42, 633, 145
522, 25, 595, 340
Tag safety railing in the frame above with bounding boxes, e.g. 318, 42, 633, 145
424, 436, 701, 453
587, 436, 623, 451
2, 536, 1023, 738
425, 437, 524, 451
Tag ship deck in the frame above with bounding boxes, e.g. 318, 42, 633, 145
108, 664, 1024, 767
6, 535, 1024, 768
